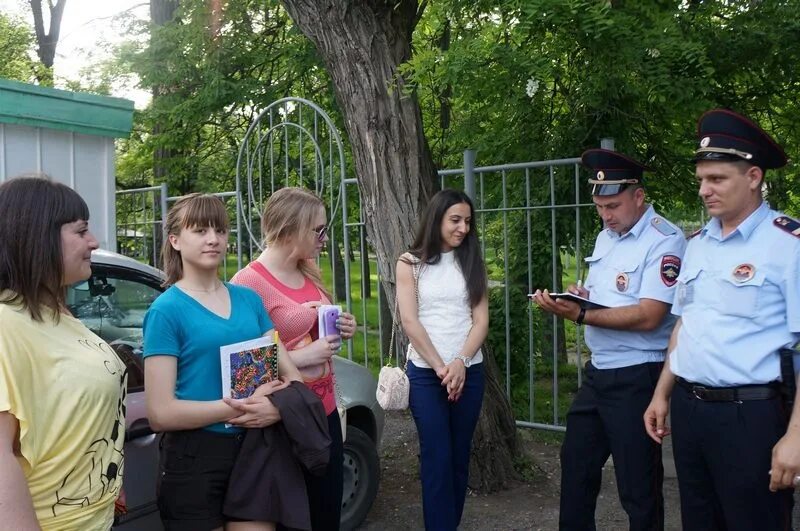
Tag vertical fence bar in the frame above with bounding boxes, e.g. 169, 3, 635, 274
463, 149, 476, 200
526, 168, 535, 422
502, 170, 511, 398
284, 106, 290, 187
298, 104, 303, 183
574, 163, 583, 387
359, 223, 369, 367
479, 173, 486, 262
377, 267, 384, 366
235, 191, 242, 273
549, 165, 559, 425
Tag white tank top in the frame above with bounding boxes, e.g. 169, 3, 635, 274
407, 251, 484, 368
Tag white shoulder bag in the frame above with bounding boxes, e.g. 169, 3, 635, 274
375, 256, 419, 410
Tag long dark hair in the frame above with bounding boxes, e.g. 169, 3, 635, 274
404, 189, 487, 306
0, 175, 91, 321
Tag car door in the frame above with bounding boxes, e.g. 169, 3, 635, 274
68, 265, 164, 530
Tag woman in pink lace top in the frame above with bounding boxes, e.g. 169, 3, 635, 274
231, 187, 357, 531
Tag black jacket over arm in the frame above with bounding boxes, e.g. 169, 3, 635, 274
223, 380, 332, 529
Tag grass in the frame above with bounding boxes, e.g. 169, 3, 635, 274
227, 251, 586, 421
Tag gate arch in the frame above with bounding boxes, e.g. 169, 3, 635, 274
235, 97, 351, 305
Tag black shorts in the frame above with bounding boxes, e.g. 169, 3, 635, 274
157, 429, 245, 531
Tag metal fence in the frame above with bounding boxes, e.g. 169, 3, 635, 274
114, 98, 602, 433
438, 151, 595, 431
116, 186, 242, 280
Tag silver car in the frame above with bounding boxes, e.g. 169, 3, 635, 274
67, 250, 384, 531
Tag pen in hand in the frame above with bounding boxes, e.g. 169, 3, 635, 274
569, 279, 582, 295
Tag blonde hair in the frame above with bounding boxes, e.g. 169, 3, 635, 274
161, 193, 229, 286
261, 187, 331, 300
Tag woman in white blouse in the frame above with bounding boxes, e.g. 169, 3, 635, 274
396, 188, 489, 531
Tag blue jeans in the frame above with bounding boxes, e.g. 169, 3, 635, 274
408, 362, 485, 531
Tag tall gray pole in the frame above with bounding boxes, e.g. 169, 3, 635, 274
463, 149, 476, 200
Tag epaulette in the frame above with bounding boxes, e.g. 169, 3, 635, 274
774, 216, 800, 238
650, 217, 677, 236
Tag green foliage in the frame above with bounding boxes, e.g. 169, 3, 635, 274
0, 12, 43, 82
70, 0, 800, 423
110, 0, 337, 195
404, 0, 800, 212
400, 0, 800, 419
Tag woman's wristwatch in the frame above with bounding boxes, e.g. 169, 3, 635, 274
455, 355, 472, 368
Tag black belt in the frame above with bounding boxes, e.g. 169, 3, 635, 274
676, 376, 781, 402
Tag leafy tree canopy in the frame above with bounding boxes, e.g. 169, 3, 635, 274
0, 12, 43, 82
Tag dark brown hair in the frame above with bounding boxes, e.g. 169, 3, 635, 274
403, 189, 487, 307
0, 175, 91, 321
161, 193, 229, 286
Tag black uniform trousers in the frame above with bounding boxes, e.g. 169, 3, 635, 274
559, 360, 664, 531
671, 381, 794, 531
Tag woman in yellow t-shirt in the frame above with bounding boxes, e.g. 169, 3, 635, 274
0, 176, 125, 531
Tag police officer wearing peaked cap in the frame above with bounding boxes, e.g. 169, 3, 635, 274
644, 109, 800, 530
533, 148, 686, 531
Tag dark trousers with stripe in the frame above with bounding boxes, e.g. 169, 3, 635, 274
671, 381, 794, 531
559, 361, 664, 531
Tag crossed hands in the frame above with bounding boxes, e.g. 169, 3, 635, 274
437, 360, 466, 402
224, 378, 291, 428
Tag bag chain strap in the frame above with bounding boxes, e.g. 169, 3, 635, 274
387, 256, 420, 372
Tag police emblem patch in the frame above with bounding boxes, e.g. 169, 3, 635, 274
700, 136, 711, 148
660, 255, 681, 287
615, 272, 629, 292
596, 170, 605, 180
732, 263, 755, 283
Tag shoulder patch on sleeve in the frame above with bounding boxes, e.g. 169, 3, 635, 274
650, 217, 677, 236
774, 216, 800, 238
661, 255, 681, 287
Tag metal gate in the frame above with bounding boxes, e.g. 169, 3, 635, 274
438, 152, 595, 431
115, 98, 606, 432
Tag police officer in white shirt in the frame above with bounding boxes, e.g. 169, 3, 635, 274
644, 109, 800, 530
533, 149, 686, 531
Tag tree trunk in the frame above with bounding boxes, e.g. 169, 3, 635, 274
29, 0, 66, 85
150, 0, 182, 187
281, 0, 520, 490
469, 342, 520, 491
280, 0, 435, 277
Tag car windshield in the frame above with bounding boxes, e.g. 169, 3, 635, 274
68, 267, 163, 392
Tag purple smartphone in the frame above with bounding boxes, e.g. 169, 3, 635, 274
320, 306, 341, 337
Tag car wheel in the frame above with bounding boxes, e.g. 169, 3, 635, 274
340, 425, 380, 531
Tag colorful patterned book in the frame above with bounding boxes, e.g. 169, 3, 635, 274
220, 335, 278, 399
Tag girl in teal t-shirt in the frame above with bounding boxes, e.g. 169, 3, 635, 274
143, 193, 301, 531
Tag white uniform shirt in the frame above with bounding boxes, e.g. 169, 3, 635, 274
670, 202, 800, 386
584, 205, 687, 369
